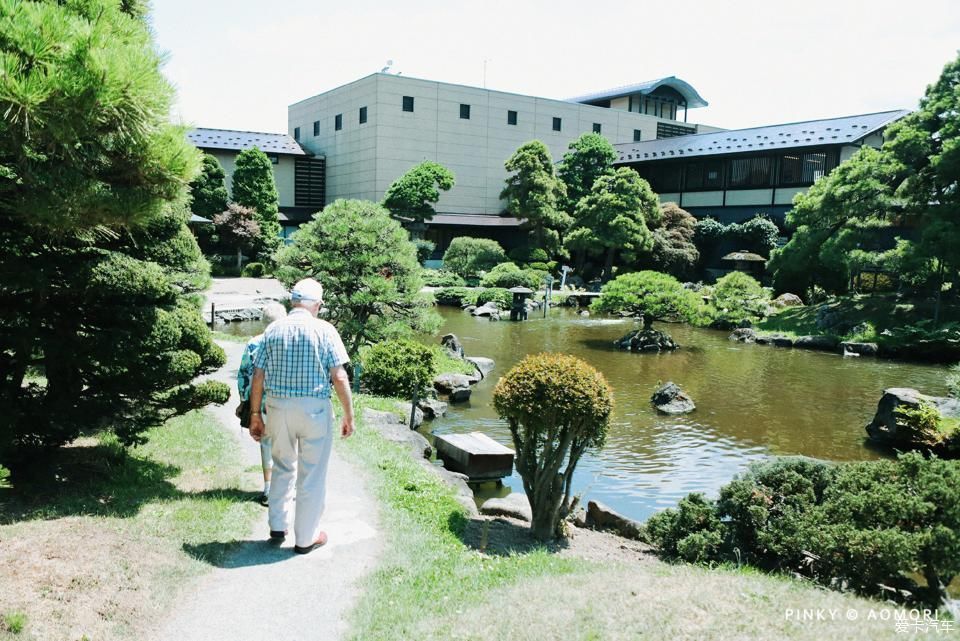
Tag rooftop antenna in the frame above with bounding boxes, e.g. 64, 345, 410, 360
380, 59, 394, 74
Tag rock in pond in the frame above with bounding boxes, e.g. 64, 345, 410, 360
394, 401, 424, 429
651, 382, 696, 415
794, 335, 839, 351
433, 373, 475, 393
866, 387, 960, 452
465, 356, 495, 379
463, 305, 477, 314
772, 335, 794, 348
586, 500, 644, 540
472, 302, 499, 317
441, 333, 464, 359
480, 494, 532, 522
448, 387, 472, 403
729, 328, 757, 343
841, 341, 879, 356
615, 328, 677, 352
417, 397, 448, 420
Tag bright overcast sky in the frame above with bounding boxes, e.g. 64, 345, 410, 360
151, 0, 960, 133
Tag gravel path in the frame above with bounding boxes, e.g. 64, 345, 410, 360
155, 341, 381, 641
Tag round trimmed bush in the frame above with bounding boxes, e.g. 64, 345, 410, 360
421, 269, 465, 287
480, 263, 540, 289
493, 353, 613, 540
360, 339, 437, 398
474, 288, 511, 309
241, 262, 265, 277
434, 287, 474, 306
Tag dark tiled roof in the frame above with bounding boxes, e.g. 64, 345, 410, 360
429, 214, 522, 227
614, 110, 909, 164
188, 128, 309, 156
569, 76, 708, 109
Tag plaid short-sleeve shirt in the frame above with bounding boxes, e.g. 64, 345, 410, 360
253, 309, 350, 399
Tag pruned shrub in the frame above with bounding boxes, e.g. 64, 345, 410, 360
413, 239, 436, 264
422, 269, 465, 287
480, 263, 540, 289
360, 339, 437, 398
591, 270, 705, 330
493, 353, 613, 540
241, 262, 265, 277
434, 287, 474, 306
442, 237, 507, 278
709, 271, 770, 326
645, 493, 724, 563
474, 288, 512, 309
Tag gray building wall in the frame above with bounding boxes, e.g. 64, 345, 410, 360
204, 149, 297, 209
289, 73, 702, 216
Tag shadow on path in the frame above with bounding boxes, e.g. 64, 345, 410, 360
183, 540, 296, 568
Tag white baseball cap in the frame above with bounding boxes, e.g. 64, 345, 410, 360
291, 278, 324, 302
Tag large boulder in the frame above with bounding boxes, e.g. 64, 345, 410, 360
394, 401, 424, 429
433, 373, 475, 393
771, 336, 794, 348
651, 382, 696, 415
615, 328, 678, 352
773, 293, 804, 308
448, 387, 472, 403
865, 387, 960, 451
361, 408, 432, 458
586, 500, 643, 540
465, 356, 495, 379
480, 493, 532, 522
420, 460, 479, 517
472, 302, 500, 317
841, 341, 879, 356
794, 335, 839, 351
441, 333, 464, 359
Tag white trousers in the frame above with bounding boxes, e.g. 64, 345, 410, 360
264, 396, 334, 547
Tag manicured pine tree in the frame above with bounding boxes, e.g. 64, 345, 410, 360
231, 147, 282, 258
189, 153, 230, 219
501, 141, 570, 256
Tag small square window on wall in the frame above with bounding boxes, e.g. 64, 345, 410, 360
313, 120, 319, 136
592, 123, 602, 134
334, 114, 342, 131
359, 106, 367, 124
552, 117, 562, 132
460, 103, 471, 119
402, 96, 414, 112
293, 126, 300, 141
267, 154, 279, 165
507, 110, 518, 125
633, 129, 642, 142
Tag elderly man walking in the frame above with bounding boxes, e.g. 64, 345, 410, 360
248, 278, 354, 554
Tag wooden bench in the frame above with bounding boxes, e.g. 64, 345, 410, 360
433, 432, 515, 482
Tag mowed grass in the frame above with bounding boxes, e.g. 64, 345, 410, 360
342, 395, 941, 641
0, 410, 261, 641
341, 395, 588, 641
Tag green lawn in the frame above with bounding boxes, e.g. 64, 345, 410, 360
342, 395, 938, 641
0, 410, 260, 641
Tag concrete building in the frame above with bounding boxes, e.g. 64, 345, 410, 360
287, 73, 712, 251
614, 110, 909, 226
187, 128, 325, 238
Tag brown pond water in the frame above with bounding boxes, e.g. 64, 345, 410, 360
424, 307, 948, 522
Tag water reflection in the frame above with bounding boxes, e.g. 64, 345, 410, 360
426, 308, 946, 522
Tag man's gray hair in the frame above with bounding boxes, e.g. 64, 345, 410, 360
262, 302, 287, 324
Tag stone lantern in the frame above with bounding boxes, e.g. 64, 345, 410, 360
507, 286, 534, 321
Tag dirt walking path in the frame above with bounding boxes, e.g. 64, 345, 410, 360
154, 341, 381, 641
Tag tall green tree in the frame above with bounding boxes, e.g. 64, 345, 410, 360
382, 161, 455, 223
0, 0, 228, 475
557, 132, 617, 212
566, 168, 659, 279
643, 202, 700, 279
189, 154, 229, 219
501, 141, 570, 255
274, 199, 440, 356
231, 147, 281, 257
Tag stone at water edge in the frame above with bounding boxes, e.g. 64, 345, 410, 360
361, 408, 432, 458
433, 373, 475, 393
793, 335, 839, 351
615, 328, 678, 352
441, 333, 464, 359
771, 336, 794, 348
448, 387, 472, 403
586, 500, 644, 540
465, 356, 495, 379
463, 305, 477, 314
472, 302, 499, 317
480, 494, 532, 522
394, 401, 424, 429
865, 387, 960, 450
841, 341, 879, 356
651, 381, 696, 415
417, 397, 448, 420
729, 328, 757, 343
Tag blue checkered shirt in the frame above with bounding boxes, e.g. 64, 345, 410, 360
253, 309, 350, 399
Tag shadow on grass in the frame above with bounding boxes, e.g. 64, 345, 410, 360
452, 512, 570, 557
0, 443, 260, 524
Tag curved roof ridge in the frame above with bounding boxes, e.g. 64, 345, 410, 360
568, 76, 708, 109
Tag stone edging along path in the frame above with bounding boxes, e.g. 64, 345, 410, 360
154, 340, 382, 641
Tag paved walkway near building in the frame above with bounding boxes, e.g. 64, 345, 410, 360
155, 340, 381, 641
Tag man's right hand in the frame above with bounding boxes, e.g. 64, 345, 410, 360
249, 414, 265, 442
340, 416, 354, 439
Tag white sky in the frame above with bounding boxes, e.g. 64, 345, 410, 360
151, 0, 960, 133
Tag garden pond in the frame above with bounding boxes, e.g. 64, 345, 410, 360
218, 308, 948, 523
